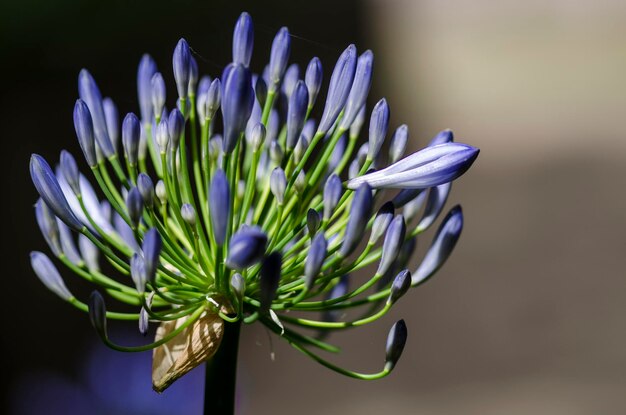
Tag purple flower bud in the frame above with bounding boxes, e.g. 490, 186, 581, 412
210, 169, 230, 245
206, 78, 222, 119
268, 27, 291, 88
130, 253, 147, 293
125, 187, 144, 228
249, 122, 266, 151
389, 124, 408, 164
173, 38, 191, 99
367, 98, 390, 160
168, 108, 185, 151
88, 290, 107, 339
403, 190, 428, 223
78, 233, 99, 272
60, 150, 80, 196
293, 134, 308, 164
317, 45, 357, 134
122, 113, 141, 165
113, 213, 140, 252
369, 201, 394, 244
255, 76, 267, 106
73, 99, 97, 167
392, 188, 424, 209
232, 12, 254, 67
294, 170, 306, 194
417, 182, 451, 232
388, 269, 411, 305
327, 133, 347, 174
78, 69, 115, 158
151, 72, 166, 119
339, 50, 373, 130
348, 143, 479, 190
270, 167, 286, 204
302, 119, 316, 141
137, 54, 157, 123
377, 215, 406, 276
103, 97, 119, 151
305, 232, 327, 289
269, 139, 283, 165
188, 55, 199, 94
230, 272, 246, 302
58, 220, 82, 264
142, 228, 162, 282
225, 226, 268, 269
222, 65, 254, 153
286, 81, 309, 150
323, 275, 350, 323
305, 57, 322, 109
349, 106, 367, 139
323, 174, 343, 220
428, 129, 454, 147
281, 63, 299, 98
413, 205, 463, 286
348, 158, 361, 180
139, 306, 149, 335
155, 118, 169, 152
306, 209, 321, 236
35, 199, 62, 257
259, 251, 282, 313
136, 173, 154, 208
30, 251, 73, 301
385, 319, 407, 371
181, 203, 196, 226
197, 75, 212, 98
340, 183, 373, 257
30, 155, 83, 231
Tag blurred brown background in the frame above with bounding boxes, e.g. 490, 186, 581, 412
2, 0, 625, 413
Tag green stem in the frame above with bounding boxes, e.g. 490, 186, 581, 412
204, 320, 241, 415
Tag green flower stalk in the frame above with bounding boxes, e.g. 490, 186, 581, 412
29, 11, 479, 414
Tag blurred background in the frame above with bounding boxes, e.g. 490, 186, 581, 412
2, 0, 625, 413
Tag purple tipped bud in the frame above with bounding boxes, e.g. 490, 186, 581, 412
323, 174, 343, 220
155, 119, 169, 152
232, 12, 254, 67
103, 97, 119, 151
349, 105, 367, 139
377, 215, 406, 276
388, 269, 411, 305
286, 81, 309, 150
428, 129, 454, 147
142, 228, 161, 282
412, 205, 463, 286
60, 151, 80, 196
339, 50, 374, 130
125, 187, 144, 227
73, 99, 97, 167
31, 251, 72, 301
130, 253, 147, 293
281, 63, 299, 98
392, 188, 424, 209
340, 183, 373, 257
385, 319, 407, 371
269, 140, 283, 165
78, 70, 115, 157
78, 234, 99, 272
222, 65, 254, 153
323, 276, 350, 323
139, 307, 149, 336
305, 232, 327, 289
137, 54, 158, 123
122, 113, 141, 165
203, 79, 221, 121
369, 201, 395, 244
88, 291, 107, 339
30, 155, 83, 231
294, 134, 308, 163
155, 180, 167, 203
270, 167, 286, 204
225, 226, 268, 269
136, 173, 154, 208
151, 73, 166, 119
255, 76, 267, 106
305, 57, 323, 109
249, 122, 266, 151
327, 134, 347, 174
168, 108, 185, 151
188, 56, 199, 94
367, 98, 390, 160
181, 203, 196, 226
210, 169, 230, 245
306, 209, 321, 236
317, 45, 357, 134
35, 199, 62, 257
348, 158, 361, 180
230, 272, 246, 303
259, 251, 282, 313
294, 170, 306, 194
389, 125, 408, 164
268, 27, 291, 88
418, 183, 451, 231
173, 38, 191, 99
197, 75, 212, 98
404, 190, 428, 223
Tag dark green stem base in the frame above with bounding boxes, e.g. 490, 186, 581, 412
204, 320, 242, 415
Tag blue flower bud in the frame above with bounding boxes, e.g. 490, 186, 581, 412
259, 251, 282, 313
385, 319, 407, 371
151, 72, 166, 119
340, 183, 373, 257
294, 134, 308, 163
269, 139, 283, 165
126, 187, 144, 228
60, 150, 80, 196
30, 251, 73, 301
389, 124, 408, 164
197, 75, 212, 98
323, 174, 343, 220
103, 97, 119, 151
281, 63, 299, 98
210, 169, 230, 245
323, 275, 350, 322
339, 50, 373, 130
306, 209, 321, 236
232, 12, 254, 67
206, 78, 221, 119
142, 227, 162, 283
377, 215, 406, 276
225, 226, 268, 269
35, 200, 62, 257
349, 106, 367, 140
270, 167, 286, 205
173, 38, 191, 99
305, 57, 322, 109
88, 290, 107, 339
78, 233, 99, 272
137, 54, 157, 123
168, 108, 185, 151
403, 190, 428, 223
327, 134, 346, 174
30, 154, 83, 231
113, 212, 140, 252
249, 122, 266, 151
286, 81, 309, 150
137, 173, 154, 208
122, 113, 140, 166
73, 99, 97, 167
58, 220, 83, 265
130, 252, 147, 293
391, 188, 423, 209
387, 269, 411, 306
230, 272, 246, 303
317, 45, 357, 134
367, 98, 390, 160
369, 201, 394, 244
78, 69, 115, 158
255, 76, 267, 106
348, 143, 479, 190
155, 119, 170, 153
417, 182, 451, 232
188, 55, 199, 94
181, 203, 196, 226
428, 129, 454, 147
139, 306, 149, 336
413, 205, 463, 286
348, 158, 361, 180
305, 232, 327, 289
222, 64, 254, 153
268, 27, 291, 88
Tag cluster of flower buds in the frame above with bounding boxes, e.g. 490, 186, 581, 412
29, 11, 478, 389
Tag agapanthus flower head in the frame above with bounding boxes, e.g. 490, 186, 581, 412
29, 11, 478, 392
